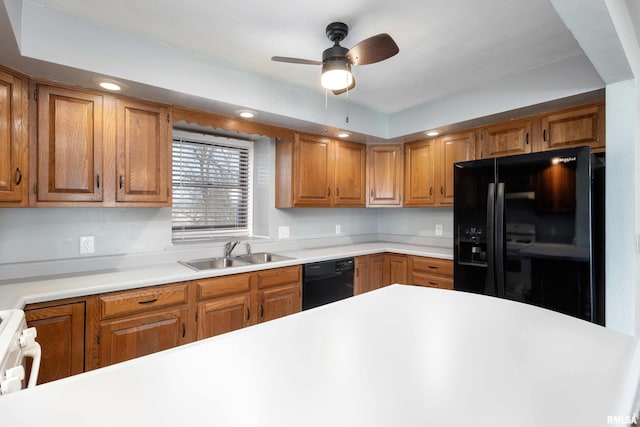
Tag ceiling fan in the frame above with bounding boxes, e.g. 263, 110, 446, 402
271, 22, 399, 95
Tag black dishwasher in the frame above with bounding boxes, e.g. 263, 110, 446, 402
303, 258, 354, 310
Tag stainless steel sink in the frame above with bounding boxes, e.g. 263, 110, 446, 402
179, 257, 250, 271
234, 252, 293, 264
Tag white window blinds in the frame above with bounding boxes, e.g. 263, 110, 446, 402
172, 130, 252, 241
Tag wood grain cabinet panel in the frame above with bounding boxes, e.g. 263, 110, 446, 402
116, 98, 171, 205
25, 302, 85, 384
404, 140, 436, 206
258, 283, 301, 323
438, 131, 475, 205
99, 308, 189, 367
276, 132, 365, 207
476, 119, 532, 159
539, 104, 604, 151
409, 256, 454, 290
197, 294, 251, 340
35, 84, 104, 202
99, 283, 188, 319
367, 145, 403, 207
334, 140, 366, 206
0, 68, 28, 206
293, 133, 334, 206
385, 254, 408, 286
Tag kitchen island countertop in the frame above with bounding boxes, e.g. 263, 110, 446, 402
0, 242, 451, 310
0, 284, 638, 426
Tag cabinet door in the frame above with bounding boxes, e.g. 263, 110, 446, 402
0, 69, 28, 206
385, 254, 408, 286
334, 140, 366, 206
99, 307, 188, 367
258, 284, 301, 323
477, 120, 532, 159
438, 131, 474, 205
36, 85, 103, 202
292, 133, 334, 206
404, 140, 436, 206
369, 254, 386, 291
367, 145, 403, 206
540, 105, 604, 151
197, 294, 251, 340
116, 98, 170, 205
25, 302, 85, 384
354, 255, 371, 295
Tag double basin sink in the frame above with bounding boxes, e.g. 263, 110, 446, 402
180, 252, 293, 271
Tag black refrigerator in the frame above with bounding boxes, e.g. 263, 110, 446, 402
454, 146, 605, 325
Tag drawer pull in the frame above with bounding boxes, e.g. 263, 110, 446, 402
15, 168, 22, 186
182, 322, 186, 338
246, 307, 250, 321
259, 304, 264, 318
138, 298, 158, 305
428, 266, 438, 269
428, 282, 438, 286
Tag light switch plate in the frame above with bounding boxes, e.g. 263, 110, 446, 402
336, 224, 341, 234
435, 224, 443, 236
80, 236, 95, 254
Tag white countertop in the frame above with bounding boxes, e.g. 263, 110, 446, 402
0, 242, 452, 309
1, 285, 638, 426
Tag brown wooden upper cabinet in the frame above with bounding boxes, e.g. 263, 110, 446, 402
35, 84, 104, 203
538, 104, 605, 152
476, 119, 532, 159
32, 83, 171, 207
115, 98, 171, 205
0, 67, 28, 207
367, 144, 403, 207
276, 133, 365, 207
404, 139, 436, 206
404, 131, 474, 207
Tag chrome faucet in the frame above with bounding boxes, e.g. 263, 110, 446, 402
224, 240, 240, 258
245, 241, 251, 256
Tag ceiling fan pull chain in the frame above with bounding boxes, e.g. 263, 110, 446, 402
345, 87, 349, 123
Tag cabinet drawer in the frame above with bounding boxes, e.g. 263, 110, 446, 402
412, 271, 453, 290
99, 283, 188, 319
195, 273, 252, 301
411, 256, 453, 277
256, 266, 301, 289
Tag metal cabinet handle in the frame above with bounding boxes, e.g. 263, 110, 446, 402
137, 298, 158, 305
182, 322, 186, 338
327, 187, 331, 196
428, 266, 438, 269
429, 187, 433, 196
246, 307, 250, 321
370, 188, 373, 198
15, 168, 22, 186
96, 174, 100, 189
525, 133, 529, 145
428, 281, 438, 286
119, 175, 124, 189
543, 129, 547, 141
440, 185, 443, 195
259, 304, 264, 318
336, 187, 340, 197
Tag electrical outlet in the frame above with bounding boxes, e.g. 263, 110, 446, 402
278, 226, 290, 239
336, 224, 341, 234
435, 224, 443, 236
80, 236, 95, 254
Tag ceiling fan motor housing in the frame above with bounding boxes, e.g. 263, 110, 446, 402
326, 22, 349, 43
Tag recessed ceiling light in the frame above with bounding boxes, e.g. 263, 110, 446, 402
100, 82, 121, 91
426, 130, 440, 137
337, 131, 350, 138
236, 110, 256, 119
91, 77, 128, 92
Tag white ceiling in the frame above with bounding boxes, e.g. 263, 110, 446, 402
0, 0, 634, 140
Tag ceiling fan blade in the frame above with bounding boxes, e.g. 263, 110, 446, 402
347, 33, 399, 66
271, 56, 322, 65
332, 77, 356, 95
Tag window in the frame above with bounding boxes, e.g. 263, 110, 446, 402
172, 130, 253, 241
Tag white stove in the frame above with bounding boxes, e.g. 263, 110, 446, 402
0, 310, 41, 395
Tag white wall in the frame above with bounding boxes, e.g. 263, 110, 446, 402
604, 79, 639, 335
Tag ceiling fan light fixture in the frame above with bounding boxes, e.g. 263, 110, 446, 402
321, 60, 353, 91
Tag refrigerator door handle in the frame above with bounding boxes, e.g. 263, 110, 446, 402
495, 182, 506, 298
486, 183, 496, 295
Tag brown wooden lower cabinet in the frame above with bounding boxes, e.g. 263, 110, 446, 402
24, 301, 86, 384
385, 254, 408, 286
354, 253, 410, 294
409, 256, 454, 290
197, 295, 251, 340
258, 284, 301, 322
99, 307, 189, 367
